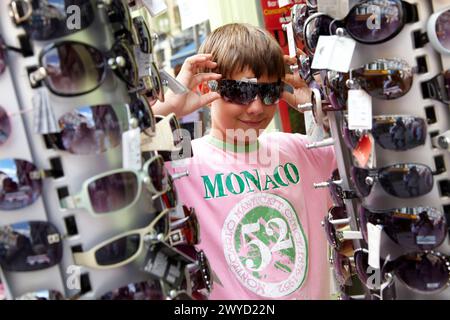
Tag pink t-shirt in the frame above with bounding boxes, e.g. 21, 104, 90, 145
168, 132, 336, 300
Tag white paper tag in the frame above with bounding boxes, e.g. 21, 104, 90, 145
285, 22, 296, 58
311, 35, 356, 73
142, 0, 167, 16
348, 89, 373, 130
122, 128, 142, 170
278, 0, 291, 8
134, 47, 152, 78
367, 222, 382, 269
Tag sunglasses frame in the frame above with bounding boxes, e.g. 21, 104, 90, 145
60, 155, 168, 216
421, 71, 450, 104
73, 209, 169, 269
426, 6, 450, 55
30, 39, 139, 97
167, 207, 200, 247
141, 113, 182, 153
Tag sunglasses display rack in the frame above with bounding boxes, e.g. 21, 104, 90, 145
305, 0, 450, 299
0, 1, 205, 300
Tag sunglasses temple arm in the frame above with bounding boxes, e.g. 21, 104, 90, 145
340, 230, 363, 240
60, 195, 80, 210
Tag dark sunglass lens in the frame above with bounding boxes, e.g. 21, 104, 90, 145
112, 42, 137, 87
0, 221, 62, 272
148, 157, 165, 192
0, 106, 11, 145
351, 167, 371, 197
346, 0, 403, 44
323, 218, 339, 248
372, 117, 426, 151
378, 164, 433, 198
170, 118, 182, 146
333, 250, 352, 286
95, 234, 140, 266
354, 250, 372, 289
59, 105, 121, 155
100, 280, 164, 300
435, 9, 450, 51
342, 120, 361, 150
0, 37, 5, 75
42, 42, 104, 96
130, 98, 154, 132
220, 80, 257, 105
259, 83, 281, 105
23, 0, 95, 41
396, 252, 449, 293
305, 15, 333, 54
88, 172, 138, 213
0, 159, 42, 210
133, 17, 151, 54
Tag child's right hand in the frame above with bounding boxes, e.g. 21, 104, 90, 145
152, 54, 222, 118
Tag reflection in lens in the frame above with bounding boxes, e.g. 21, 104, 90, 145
0, 159, 42, 210
0, 221, 62, 272
346, 0, 403, 44
435, 9, 450, 51
42, 42, 105, 96
378, 164, 433, 198
16, 290, 65, 300
95, 234, 140, 266
305, 15, 334, 55
148, 157, 166, 192
130, 98, 154, 133
88, 172, 138, 213
219, 80, 257, 105
58, 105, 121, 155
0, 106, 11, 146
100, 280, 164, 300
111, 41, 137, 87
333, 250, 352, 286
350, 167, 372, 197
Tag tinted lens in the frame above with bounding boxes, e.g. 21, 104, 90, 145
329, 170, 344, 207
21, 0, 95, 40
0, 36, 5, 74
354, 249, 372, 289
112, 41, 138, 87
133, 17, 152, 54
351, 167, 371, 197
0, 106, 11, 146
0, 221, 62, 271
147, 157, 166, 192
170, 117, 182, 146
395, 252, 449, 293
342, 120, 361, 150
378, 164, 433, 198
298, 54, 312, 82
305, 15, 334, 54
0, 159, 42, 210
42, 42, 105, 96
219, 80, 258, 105
323, 218, 339, 248
108, 0, 132, 31
57, 105, 121, 155
346, 0, 404, 44
185, 250, 212, 293
100, 281, 164, 300
150, 63, 164, 102
372, 116, 426, 150
436, 9, 450, 51
353, 59, 413, 100
16, 290, 65, 300
95, 234, 140, 266
88, 172, 139, 213
292, 4, 308, 46
361, 206, 446, 250
130, 98, 155, 133
162, 177, 177, 209
258, 83, 282, 105
170, 212, 200, 246
326, 71, 348, 108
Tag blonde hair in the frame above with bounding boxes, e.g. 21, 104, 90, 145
198, 23, 285, 80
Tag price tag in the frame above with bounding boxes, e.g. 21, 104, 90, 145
142, 0, 167, 16
134, 47, 152, 78
348, 89, 372, 130
311, 35, 356, 73
367, 222, 382, 269
278, 0, 291, 8
122, 128, 142, 170
285, 22, 296, 58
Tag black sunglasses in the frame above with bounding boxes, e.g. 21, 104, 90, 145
358, 205, 447, 251
351, 163, 440, 199
314, 169, 359, 207
8, 0, 133, 41
0, 221, 63, 272
303, 0, 418, 54
421, 70, 450, 104
29, 39, 138, 97
342, 115, 427, 152
208, 79, 283, 106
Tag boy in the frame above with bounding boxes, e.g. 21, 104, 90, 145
152, 23, 336, 300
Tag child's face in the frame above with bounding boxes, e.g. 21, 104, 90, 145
210, 68, 278, 144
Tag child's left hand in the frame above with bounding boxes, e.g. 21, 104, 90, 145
282, 53, 312, 111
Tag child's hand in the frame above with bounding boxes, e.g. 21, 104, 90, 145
152, 54, 222, 118
282, 51, 312, 111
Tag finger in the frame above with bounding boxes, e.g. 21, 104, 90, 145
296, 48, 307, 57
191, 72, 222, 88
183, 54, 216, 72
284, 73, 308, 88
199, 92, 221, 106
281, 92, 298, 108
284, 55, 297, 66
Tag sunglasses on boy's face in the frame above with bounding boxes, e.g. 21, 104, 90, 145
0, 221, 63, 272
342, 115, 427, 152
208, 79, 283, 106
8, 0, 133, 42
29, 39, 139, 97
358, 205, 447, 251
